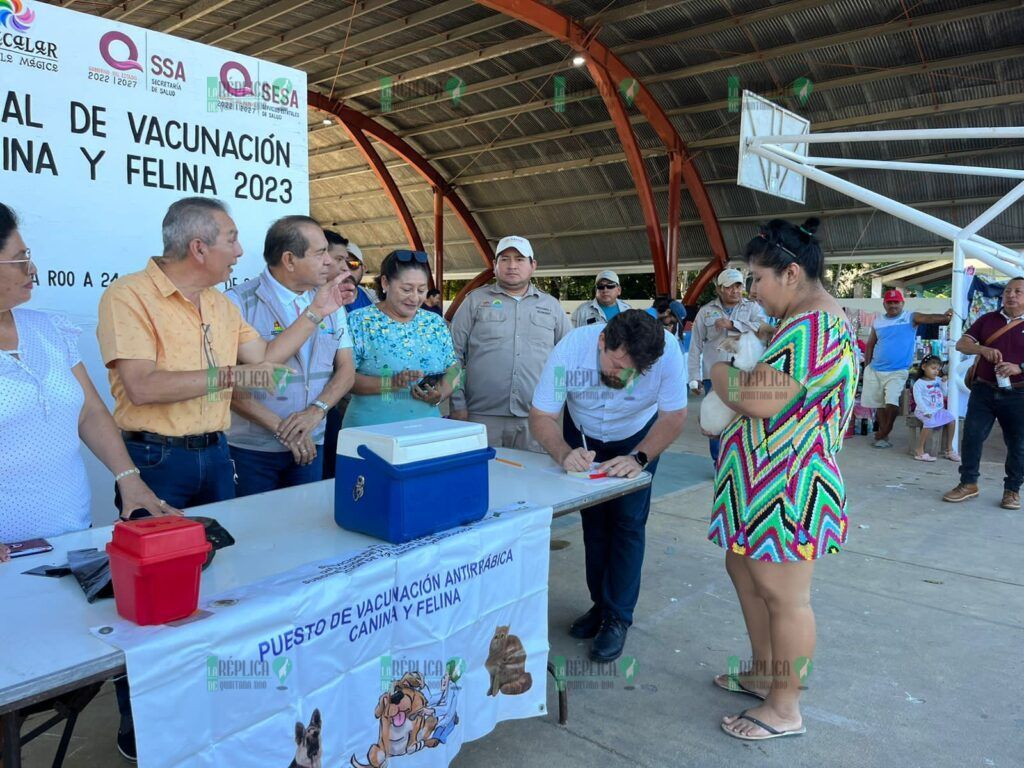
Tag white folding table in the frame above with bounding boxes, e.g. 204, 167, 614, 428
0, 448, 649, 766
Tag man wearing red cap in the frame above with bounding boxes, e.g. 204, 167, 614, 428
863, 289, 953, 448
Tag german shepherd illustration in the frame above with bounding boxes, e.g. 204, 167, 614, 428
288, 708, 322, 768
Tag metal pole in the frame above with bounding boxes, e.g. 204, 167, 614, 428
753, 144, 1024, 270
958, 179, 1024, 240
434, 187, 445, 296
748, 127, 1024, 146
765, 148, 1024, 180
949, 240, 966, 451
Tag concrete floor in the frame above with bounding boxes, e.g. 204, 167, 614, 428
18, 414, 1024, 768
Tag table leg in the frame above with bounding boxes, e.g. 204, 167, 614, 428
546, 661, 568, 725
2, 710, 23, 768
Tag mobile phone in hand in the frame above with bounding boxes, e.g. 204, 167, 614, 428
6, 538, 54, 558
416, 372, 444, 390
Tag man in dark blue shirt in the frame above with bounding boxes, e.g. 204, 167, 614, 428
345, 242, 378, 312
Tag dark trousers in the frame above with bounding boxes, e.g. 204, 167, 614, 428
230, 445, 324, 498
113, 433, 236, 727
563, 417, 660, 625
115, 434, 236, 513
322, 403, 343, 480
960, 383, 1024, 491
703, 378, 720, 463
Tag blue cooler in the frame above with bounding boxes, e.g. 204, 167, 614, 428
335, 418, 495, 543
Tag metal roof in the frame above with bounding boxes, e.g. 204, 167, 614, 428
70, 0, 1024, 276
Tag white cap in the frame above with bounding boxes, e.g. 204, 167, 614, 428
495, 235, 534, 261
347, 242, 364, 262
596, 269, 620, 285
716, 268, 744, 287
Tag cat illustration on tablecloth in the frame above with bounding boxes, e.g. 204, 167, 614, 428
485, 625, 532, 696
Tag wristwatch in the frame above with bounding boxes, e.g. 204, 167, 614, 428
312, 399, 330, 417
632, 451, 649, 469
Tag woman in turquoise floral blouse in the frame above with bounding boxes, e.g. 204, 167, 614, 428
344, 250, 461, 427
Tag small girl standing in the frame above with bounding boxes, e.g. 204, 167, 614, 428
913, 355, 960, 462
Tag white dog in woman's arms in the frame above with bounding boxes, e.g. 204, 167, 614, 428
698, 324, 777, 436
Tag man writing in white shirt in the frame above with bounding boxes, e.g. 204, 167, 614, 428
530, 310, 688, 663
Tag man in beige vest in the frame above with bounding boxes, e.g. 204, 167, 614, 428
450, 236, 571, 451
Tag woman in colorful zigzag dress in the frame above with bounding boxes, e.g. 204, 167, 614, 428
706, 218, 858, 741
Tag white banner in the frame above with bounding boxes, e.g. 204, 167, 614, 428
1, 0, 309, 317
97, 506, 552, 767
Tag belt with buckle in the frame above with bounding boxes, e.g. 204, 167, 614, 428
122, 430, 223, 450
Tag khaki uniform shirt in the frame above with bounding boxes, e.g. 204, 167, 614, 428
97, 258, 261, 436
571, 297, 633, 328
449, 283, 571, 416
687, 297, 768, 382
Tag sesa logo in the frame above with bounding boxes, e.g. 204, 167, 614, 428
216, 60, 300, 110
0, 0, 34, 32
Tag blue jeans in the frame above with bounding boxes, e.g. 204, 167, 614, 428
563, 417, 660, 625
230, 445, 324, 498
114, 433, 235, 727
704, 378, 720, 463
960, 383, 1024, 491
115, 434, 235, 513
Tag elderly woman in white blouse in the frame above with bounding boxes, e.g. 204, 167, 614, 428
0, 203, 176, 562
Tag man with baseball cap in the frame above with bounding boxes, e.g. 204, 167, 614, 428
572, 269, 633, 327
863, 288, 953, 448
343, 241, 379, 312
449, 235, 571, 451
687, 267, 768, 464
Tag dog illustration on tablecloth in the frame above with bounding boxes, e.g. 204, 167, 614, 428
485, 625, 532, 696
349, 671, 443, 767
288, 709, 322, 768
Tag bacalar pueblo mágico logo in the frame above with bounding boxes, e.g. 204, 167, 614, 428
0, 0, 60, 73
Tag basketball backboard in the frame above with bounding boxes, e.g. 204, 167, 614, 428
737, 90, 810, 203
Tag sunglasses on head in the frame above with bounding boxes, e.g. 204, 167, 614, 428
393, 250, 430, 264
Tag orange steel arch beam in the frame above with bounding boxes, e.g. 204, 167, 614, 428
309, 92, 494, 273
587, 59, 668, 293
444, 266, 495, 322
473, 0, 730, 296
334, 118, 426, 254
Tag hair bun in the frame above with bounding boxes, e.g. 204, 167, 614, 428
799, 217, 821, 237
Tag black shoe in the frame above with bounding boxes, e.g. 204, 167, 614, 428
590, 617, 629, 662
568, 606, 603, 639
117, 726, 137, 762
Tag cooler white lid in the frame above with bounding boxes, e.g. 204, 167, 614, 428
337, 417, 487, 464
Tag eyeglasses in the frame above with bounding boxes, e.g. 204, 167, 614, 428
596, 283, 617, 290
201, 323, 219, 369
0, 249, 33, 273
393, 250, 430, 264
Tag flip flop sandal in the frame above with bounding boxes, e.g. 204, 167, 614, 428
721, 709, 807, 741
945, 452, 961, 462
713, 674, 766, 701
914, 453, 937, 462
